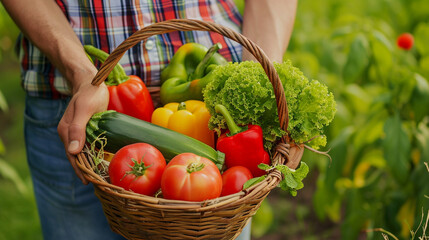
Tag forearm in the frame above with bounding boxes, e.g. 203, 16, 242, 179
3, 0, 107, 183
1, 0, 96, 92
241, 0, 297, 62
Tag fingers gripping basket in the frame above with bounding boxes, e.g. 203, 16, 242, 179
76, 19, 304, 240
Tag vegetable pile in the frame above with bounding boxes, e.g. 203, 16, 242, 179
203, 61, 337, 150
85, 43, 337, 201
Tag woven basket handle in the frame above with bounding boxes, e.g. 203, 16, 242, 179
91, 19, 289, 140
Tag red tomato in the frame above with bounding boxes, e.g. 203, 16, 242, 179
108, 143, 166, 196
397, 33, 414, 50
161, 153, 222, 201
221, 166, 253, 196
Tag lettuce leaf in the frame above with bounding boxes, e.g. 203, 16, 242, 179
203, 60, 336, 150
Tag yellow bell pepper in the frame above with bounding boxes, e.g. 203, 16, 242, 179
151, 100, 214, 147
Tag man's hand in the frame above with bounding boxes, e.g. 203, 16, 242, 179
57, 80, 109, 184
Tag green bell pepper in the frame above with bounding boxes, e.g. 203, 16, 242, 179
160, 42, 228, 105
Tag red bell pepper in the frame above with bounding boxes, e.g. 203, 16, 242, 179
84, 45, 154, 122
215, 104, 271, 177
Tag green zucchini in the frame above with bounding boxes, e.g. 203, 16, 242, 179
86, 110, 224, 170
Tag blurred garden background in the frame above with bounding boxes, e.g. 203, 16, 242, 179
1, 0, 429, 239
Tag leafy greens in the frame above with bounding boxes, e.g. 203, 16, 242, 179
203, 60, 336, 150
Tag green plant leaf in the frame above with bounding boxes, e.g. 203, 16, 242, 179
293, 162, 310, 180
257, 163, 271, 171
384, 190, 407, 235
352, 108, 387, 150
313, 182, 342, 221
416, 119, 429, 167
370, 30, 393, 81
414, 22, 429, 56
383, 113, 411, 184
419, 55, 429, 80
331, 25, 355, 38
0, 137, 5, 155
372, 30, 393, 51
409, 157, 429, 234
243, 176, 266, 190
411, 74, 429, 123
388, 67, 416, 108
324, 126, 353, 190
341, 189, 369, 239
343, 34, 370, 83
281, 170, 298, 190
343, 84, 371, 113
251, 199, 274, 238
0, 90, 8, 112
0, 158, 28, 195
276, 162, 309, 196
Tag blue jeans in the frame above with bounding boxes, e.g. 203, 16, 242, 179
236, 221, 251, 240
24, 95, 250, 240
24, 96, 125, 240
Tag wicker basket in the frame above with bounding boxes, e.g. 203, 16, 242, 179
76, 19, 304, 240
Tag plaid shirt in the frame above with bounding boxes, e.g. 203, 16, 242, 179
17, 0, 242, 99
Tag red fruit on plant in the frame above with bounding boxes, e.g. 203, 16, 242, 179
221, 166, 253, 197
397, 33, 414, 50
108, 143, 166, 196
161, 153, 222, 201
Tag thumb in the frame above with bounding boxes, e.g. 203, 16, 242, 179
67, 123, 87, 154
67, 109, 92, 155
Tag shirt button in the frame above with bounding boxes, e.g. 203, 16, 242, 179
145, 40, 155, 50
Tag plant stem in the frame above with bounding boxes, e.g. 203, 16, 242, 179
215, 104, 242, 135
83, 45, 128, 86
187, 162, 205, 173
178, 102, 187, 111
191, 43, 222, 80
366, 228, 399, 240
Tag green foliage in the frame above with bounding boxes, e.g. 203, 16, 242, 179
343, 34, 370, 83
410, 74, 429, 123
0, 79, 30, 197
414, 22, 429, 56
0, 159, 29, 195
277, 162, 309, 197
286, 0, 429, 238
0, 4, 20, 58
383, 112, 411, 184
243, 175, 266, 190
253, 162, 309, 197
252, 199, 274, 238
203, 61, 336, 150
0, 9, 40, 237
0, 90, 8, 112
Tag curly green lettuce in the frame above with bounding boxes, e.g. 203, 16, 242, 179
203, 60, 336, 150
